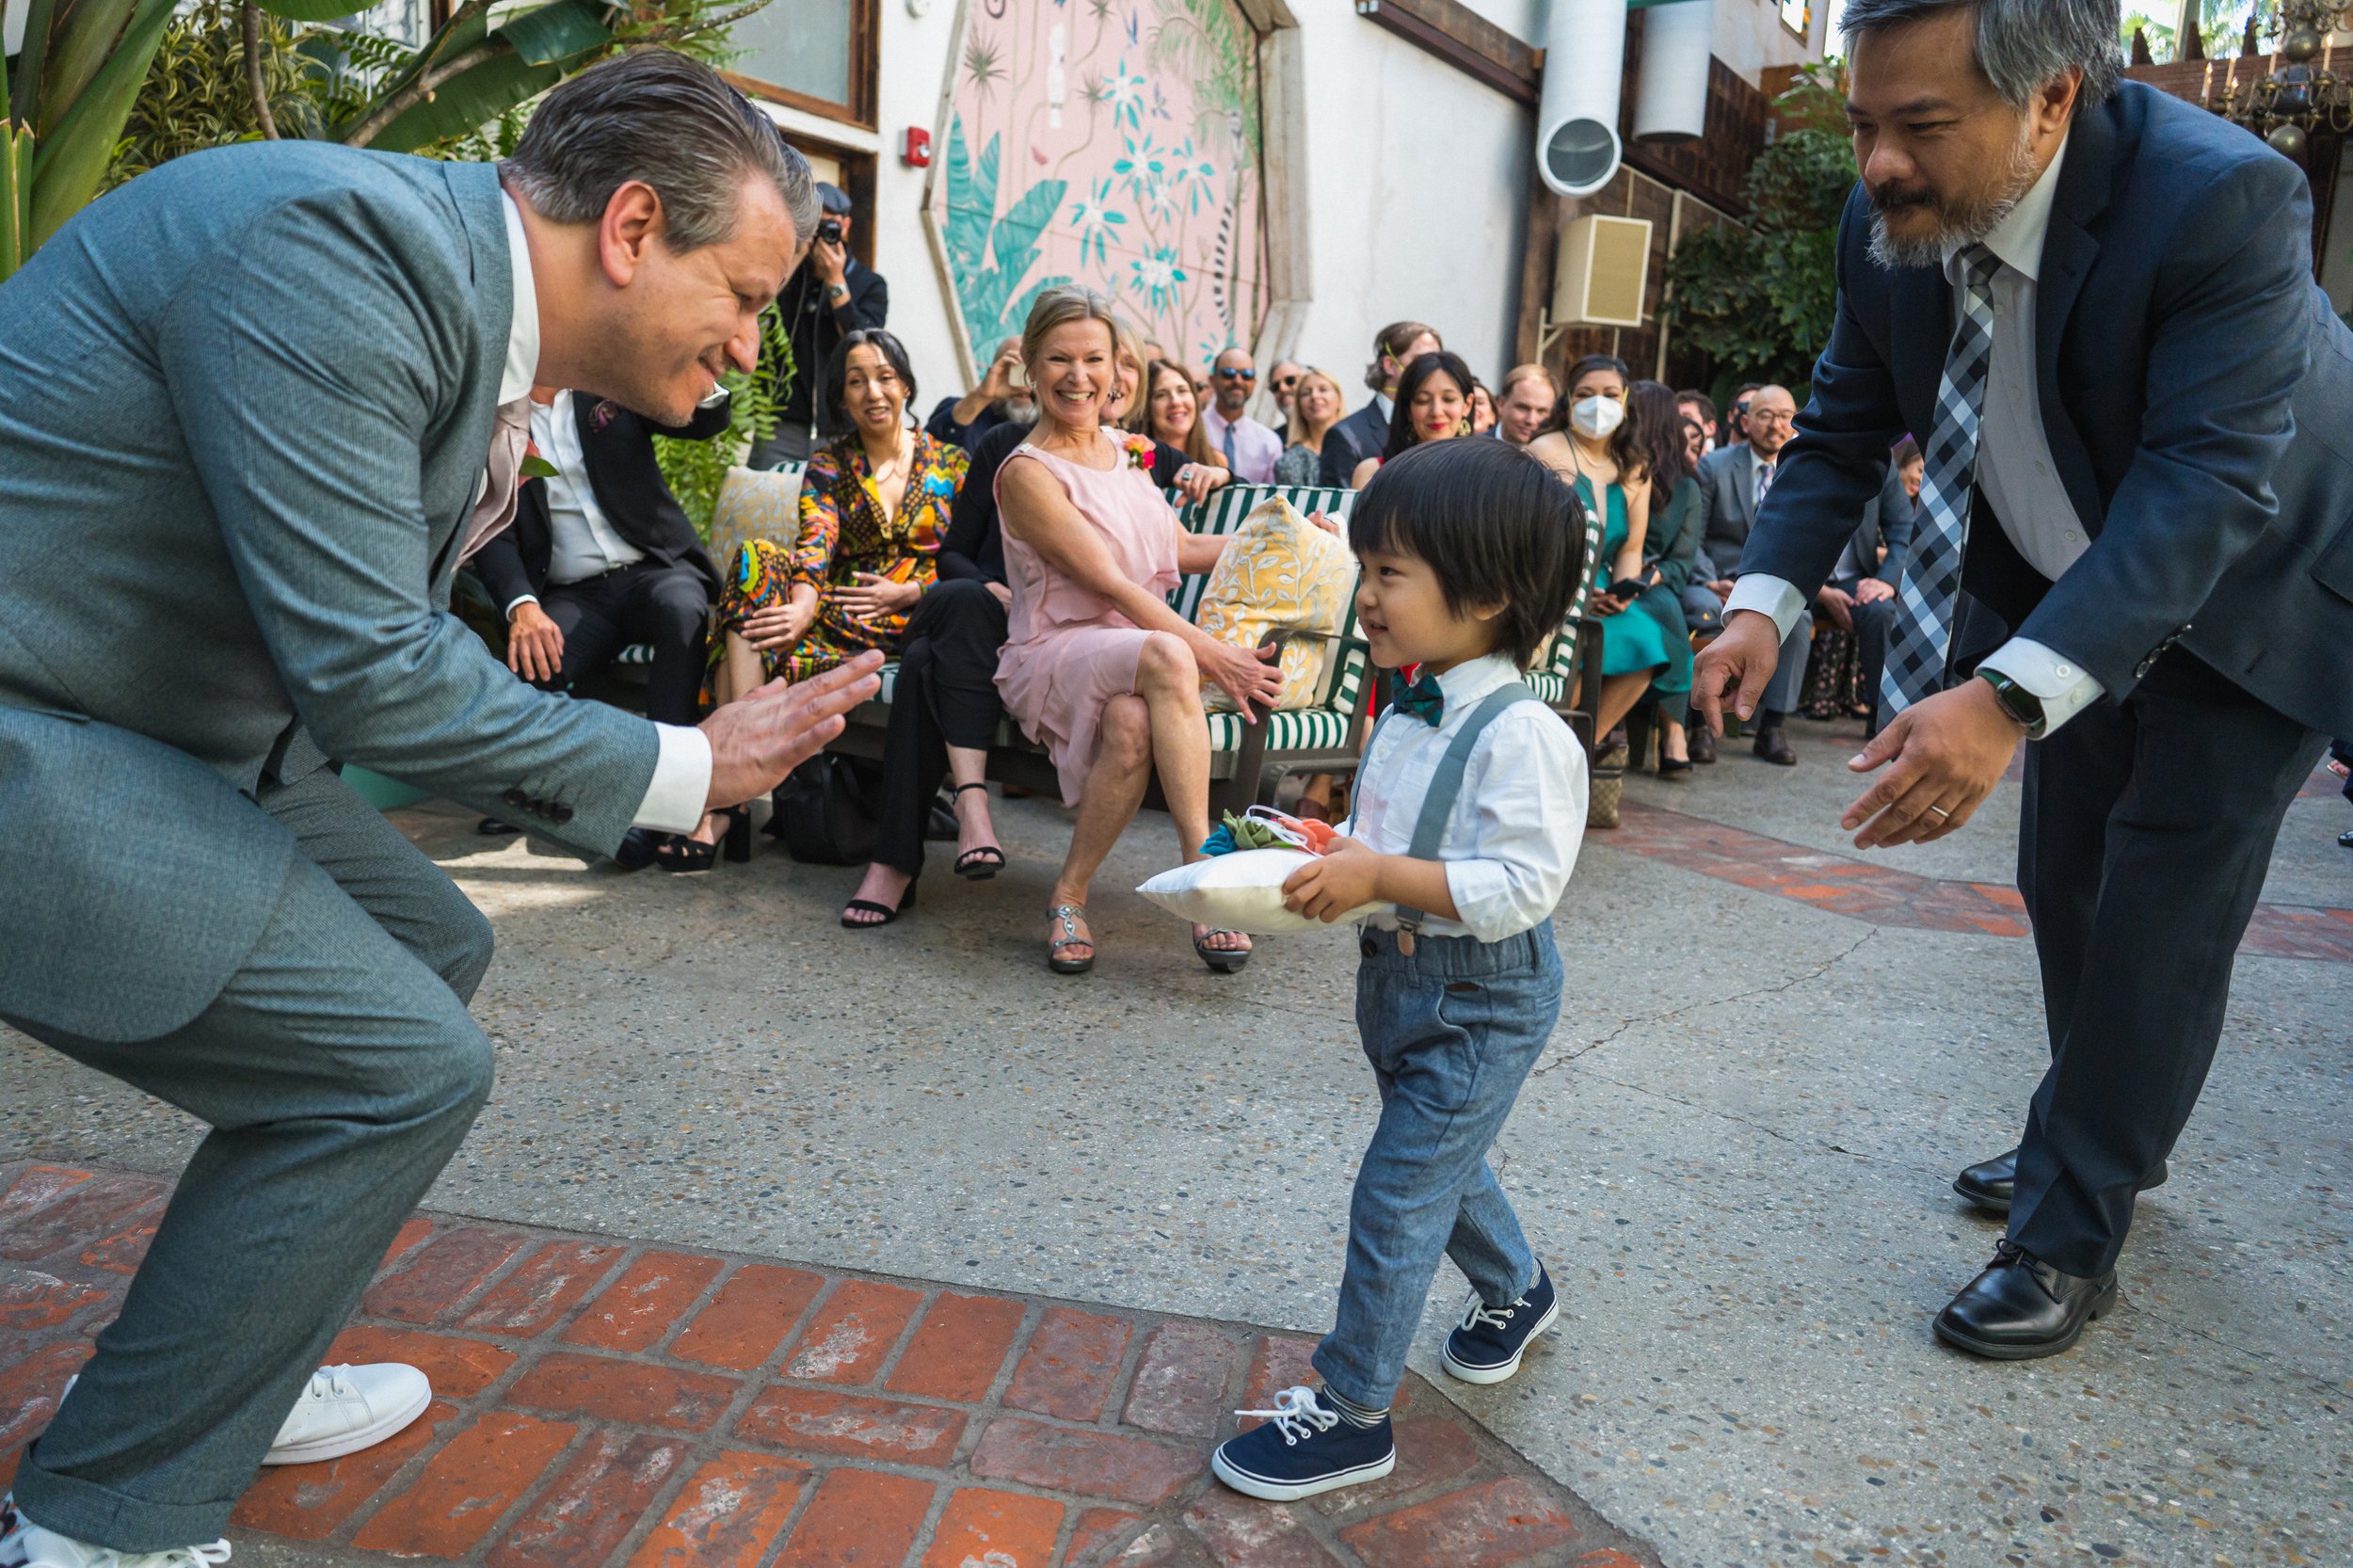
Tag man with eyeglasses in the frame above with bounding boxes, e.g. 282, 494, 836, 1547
1266, 359, 1305, 437
1694, 384, 1809, 764
1201, 346, 1283, 483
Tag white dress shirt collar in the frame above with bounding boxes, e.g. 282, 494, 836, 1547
499, 192, 540, 404
1432, 652, 1521, 712
1949, 137, 2068, 286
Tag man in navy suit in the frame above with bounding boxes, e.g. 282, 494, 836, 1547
1696, 0, 2352, 1358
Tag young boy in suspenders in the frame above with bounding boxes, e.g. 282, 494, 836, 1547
1209, 438, 1590, 1499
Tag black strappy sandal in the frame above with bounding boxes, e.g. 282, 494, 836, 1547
841, 880, 918, 929
656, 806, 750, 872
950, 782, 1007, 881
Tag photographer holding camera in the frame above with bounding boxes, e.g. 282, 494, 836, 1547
749, 182, 889, 466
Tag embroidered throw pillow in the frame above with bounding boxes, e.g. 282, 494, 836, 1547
1193, 496, 1357, 712
707, 463, 807, 580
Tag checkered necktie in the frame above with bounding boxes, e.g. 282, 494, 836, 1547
1882, 243, 2000, 714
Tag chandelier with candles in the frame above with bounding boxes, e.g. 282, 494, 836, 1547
2201, 1, 2352, 163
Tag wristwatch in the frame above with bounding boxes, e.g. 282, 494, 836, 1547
1977, 669, 2047, 739
826, 281, 850, 304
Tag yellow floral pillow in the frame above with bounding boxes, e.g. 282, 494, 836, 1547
707, 464, 806, 578
1193, 497, 1358, 712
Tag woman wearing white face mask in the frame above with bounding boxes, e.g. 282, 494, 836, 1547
1529, 354, 1671, 745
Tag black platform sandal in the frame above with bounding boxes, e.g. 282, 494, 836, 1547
657, 806, 748, 872
841, 880, 918, 928
950, 782, 1007, 880
1193, 927, 1252, 975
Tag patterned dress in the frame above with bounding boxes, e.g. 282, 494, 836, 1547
716, 430, 968, 685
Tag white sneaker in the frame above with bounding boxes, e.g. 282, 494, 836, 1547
0, 1497, 230, 1568
56, 1364, 432, 1468
259, 1364, 433, 1466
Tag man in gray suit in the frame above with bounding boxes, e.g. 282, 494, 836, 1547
0, 53, 878, 1562
1692, 385, 1811, 762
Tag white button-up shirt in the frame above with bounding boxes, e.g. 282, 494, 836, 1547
1727, 141, 2104, 731
520, 392, 646, 589
497, 193, 710, 834
1341, 654, 1587, 943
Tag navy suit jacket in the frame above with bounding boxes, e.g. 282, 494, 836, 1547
1743, 82, 2353, 738
1319, 399, 1389, 487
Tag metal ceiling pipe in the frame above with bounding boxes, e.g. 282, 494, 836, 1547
1633, 0, 1714, 143
1536, 0, 1629, 198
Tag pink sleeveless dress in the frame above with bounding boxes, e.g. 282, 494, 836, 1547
993, 431, 1182, 806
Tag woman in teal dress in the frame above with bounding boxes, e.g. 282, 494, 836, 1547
1527, 354, 1670, 744
1625, 379, 1700, 774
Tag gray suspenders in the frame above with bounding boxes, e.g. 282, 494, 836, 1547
1364, 680, 1542, 949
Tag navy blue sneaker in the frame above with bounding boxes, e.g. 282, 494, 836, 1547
1441, 1262, 1559, 1384
1209, 1386, 1396, 1501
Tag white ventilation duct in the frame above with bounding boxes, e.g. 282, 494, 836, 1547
1633, 0, 1714, 143
1536, 0, 1628, 199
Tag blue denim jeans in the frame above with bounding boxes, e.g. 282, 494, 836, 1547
1313, 922, 1562, 1409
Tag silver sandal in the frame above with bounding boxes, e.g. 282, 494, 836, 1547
1048, 904, 1095, 975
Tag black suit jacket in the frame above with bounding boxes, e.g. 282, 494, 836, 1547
1318, 398, 1390, 487
470, 392, 729, 611
1745, 82, 2353, 736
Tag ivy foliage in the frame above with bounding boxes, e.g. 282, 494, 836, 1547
654, 302, 794, 537
1661, 66, 1859, 392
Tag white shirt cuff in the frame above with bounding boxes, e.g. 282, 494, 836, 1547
1978, 638, 2106, 736
504, 595, 539, 618
632, 724, 712, 834
1722, 574, 1807, 644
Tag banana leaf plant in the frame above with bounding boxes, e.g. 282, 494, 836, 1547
0, 0, 617, 280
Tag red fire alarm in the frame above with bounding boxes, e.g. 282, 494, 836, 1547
904, 127, 932, 168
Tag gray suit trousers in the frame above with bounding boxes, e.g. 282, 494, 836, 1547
7, 768, 494, 1551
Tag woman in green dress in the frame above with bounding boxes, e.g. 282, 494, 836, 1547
1528, 354, 1670, 744
1625, 379, 1701, 775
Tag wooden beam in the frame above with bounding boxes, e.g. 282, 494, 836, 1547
1354, 0, 1539, 105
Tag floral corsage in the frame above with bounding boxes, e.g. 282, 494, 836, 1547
1117, 430, 1157, 472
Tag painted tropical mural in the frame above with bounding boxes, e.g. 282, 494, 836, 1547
929, 0, 1269, 376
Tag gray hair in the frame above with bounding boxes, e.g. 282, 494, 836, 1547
504, 49, 818, 254
1839, 0, 2124, 108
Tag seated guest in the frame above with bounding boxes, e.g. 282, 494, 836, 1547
1527, 354, 1672, 745
1468, 378, 1498, 437
1721, 382, 1762, 449
996, 288, 1279, 974
925, 335, 1036, 452
1272, 368, 1348, 486
1351, 349, 1474, 488
1266, 358, 1305, 437
468, 383, 729, 860
748, 182, 888, 467
1202, 346, 1283, 481
1321, 320, 1441, 487
1135, 358, 1227, 473
1676, 390, 1718, 459
696, 328, 966, 866
1806, 436, 1917, 739
1691, 383, 1806, 764
842, 322, 1225, 927
1495, 364, 1557, 447
1624, 379, 1701, 775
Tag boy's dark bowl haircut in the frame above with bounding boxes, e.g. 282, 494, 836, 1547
1349, 440, 1586, 670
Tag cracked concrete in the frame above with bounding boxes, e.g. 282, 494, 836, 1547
4, 713, 2347, 1568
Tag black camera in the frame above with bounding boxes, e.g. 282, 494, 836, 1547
817, 217, 843, 245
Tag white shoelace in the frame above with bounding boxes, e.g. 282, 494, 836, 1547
144, 1544, 231, 1568
301, 1368, 360, 1404
1232, 1385, 1339, 1447
1459, 1295, 1518, 1332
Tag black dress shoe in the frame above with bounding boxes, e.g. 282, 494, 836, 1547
1753, 727, 1797, 766
1689, 726, 1716, 764
1934, 1239, 2118, 1359
610, 826, 661, 872
1953, 1147, 2169, 1214
478, 816, 522, 836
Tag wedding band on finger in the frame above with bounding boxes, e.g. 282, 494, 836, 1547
1926, 806, 1953, 822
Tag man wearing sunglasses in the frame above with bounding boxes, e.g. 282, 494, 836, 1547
1201, 346, 1283, 483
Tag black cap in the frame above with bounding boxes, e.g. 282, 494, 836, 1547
815, 182, 853, 216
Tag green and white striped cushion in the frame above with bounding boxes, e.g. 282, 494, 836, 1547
1202, 707, 1359, 754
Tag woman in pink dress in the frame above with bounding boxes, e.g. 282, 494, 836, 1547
996, 288, 1283, 975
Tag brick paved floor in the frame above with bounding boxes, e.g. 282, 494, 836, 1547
0, 1162, 1658, 1568
1606, 800, 2353, 963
